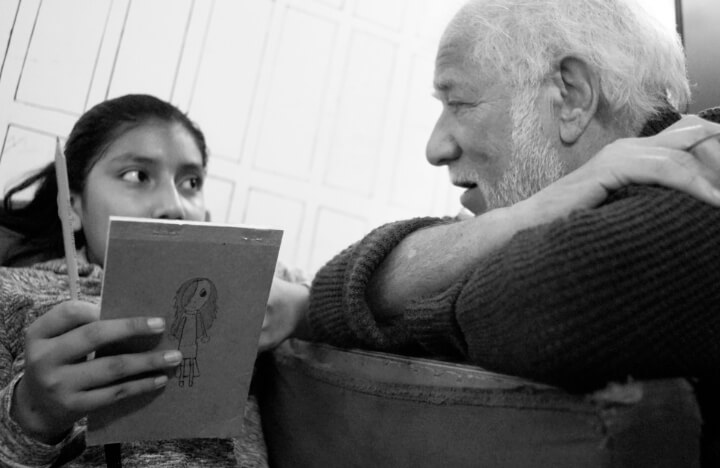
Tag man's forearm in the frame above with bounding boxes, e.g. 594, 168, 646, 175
367, 202, 541, 320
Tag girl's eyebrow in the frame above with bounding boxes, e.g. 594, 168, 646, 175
106, 153, 159, 167
106, 153, 205, 172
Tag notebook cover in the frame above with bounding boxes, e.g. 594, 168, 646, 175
86, 216, 282, 445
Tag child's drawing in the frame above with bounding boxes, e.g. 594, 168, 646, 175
169, 277, 219, 387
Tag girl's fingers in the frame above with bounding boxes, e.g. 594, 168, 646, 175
65, 372, 172, 415
65, 349, 182, 392
26, 301, 100, 341
688, 133, 720, 179
50, 316, 167, 363
647, 116, 720, 150
608, 146, 720, 204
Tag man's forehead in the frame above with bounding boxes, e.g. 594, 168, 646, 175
433, 38, 481, 92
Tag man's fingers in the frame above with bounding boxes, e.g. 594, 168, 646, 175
26, 301, 100, 341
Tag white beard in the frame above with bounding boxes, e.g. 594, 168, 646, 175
480, 88, 566, 210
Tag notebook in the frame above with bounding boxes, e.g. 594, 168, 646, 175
86, 216, 282, 445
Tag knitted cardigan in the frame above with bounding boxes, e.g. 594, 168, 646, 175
0, 256, 307, 467
307, 108, 720, 392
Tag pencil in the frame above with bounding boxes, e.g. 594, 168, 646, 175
54, 137, 80, 301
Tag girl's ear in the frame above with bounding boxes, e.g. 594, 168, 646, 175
68, 193, 83, 232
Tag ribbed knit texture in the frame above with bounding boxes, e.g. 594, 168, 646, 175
452, 184, 720, 390
307, 108, 720, 392
0, 258, 270, 467
308, 217, 452, 352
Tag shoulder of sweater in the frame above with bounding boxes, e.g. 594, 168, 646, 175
509, 185, 719, 252
602, 184, 716, 212
637, 105, 720, 137
0, 258, 97, 307
529, 184, 720, 253
0, 264, 65, 308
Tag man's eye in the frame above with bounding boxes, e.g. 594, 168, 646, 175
120, 170, 148, 183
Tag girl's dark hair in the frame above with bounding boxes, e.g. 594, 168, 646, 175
0, 94, 208, 265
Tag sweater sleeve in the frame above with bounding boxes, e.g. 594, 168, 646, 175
0, 282, 80, 468
307, 217, 453, 351
0, 374, 82, 468
404, 185, 720, 390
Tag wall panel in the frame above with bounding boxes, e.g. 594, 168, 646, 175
390, 54, 439, 210
189, 0, 274, 162
324, 31, 396, 195
0, 0, 20, 79
15, 0, 110, 114
243, 189, 305, 267
0, 125, 55, 200
106, 0, 192, 100
253, 8, 337, 180
354, 0, 407, 31
309, 207, 368, 273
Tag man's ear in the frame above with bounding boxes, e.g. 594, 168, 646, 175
68, 193, 83, 232
553, 56, 600, 145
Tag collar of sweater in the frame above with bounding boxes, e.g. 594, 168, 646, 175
33, 248, 103, 281
638, 106, 720, 137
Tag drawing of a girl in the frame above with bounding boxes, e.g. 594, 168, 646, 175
169, 277, 219, 387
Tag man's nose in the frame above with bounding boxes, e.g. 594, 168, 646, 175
426, 113, 460, 166
152, 182, 185, 220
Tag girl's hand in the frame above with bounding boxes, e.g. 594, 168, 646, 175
11, 300, 181, 444
258, 277, 310, 352
513, 116, 720, 225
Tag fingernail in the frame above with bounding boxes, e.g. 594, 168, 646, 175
155, 375, 168, 388
147, 318, 164, 331
164, 350, 182, 364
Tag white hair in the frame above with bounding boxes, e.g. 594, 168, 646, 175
444, 0, 690, 133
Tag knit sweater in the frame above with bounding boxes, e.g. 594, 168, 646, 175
307, 108, 720, 392
0, 256, 301, 468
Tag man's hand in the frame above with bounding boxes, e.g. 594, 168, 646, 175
258, 277, 310, 352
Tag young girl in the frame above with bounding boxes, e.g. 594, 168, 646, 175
0, 94, 308, 467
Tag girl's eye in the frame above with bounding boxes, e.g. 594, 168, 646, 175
180, 176, 203, 192
120, 170, 148, 183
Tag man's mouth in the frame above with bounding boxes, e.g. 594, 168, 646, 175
454, 181, 476, 189
457, 184, 486, 214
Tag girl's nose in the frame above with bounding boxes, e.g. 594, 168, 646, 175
152, 183, 185, 220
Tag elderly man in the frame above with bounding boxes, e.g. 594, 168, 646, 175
292, 0, 720, 394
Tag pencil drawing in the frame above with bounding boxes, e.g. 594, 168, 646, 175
169, 277, 219, 387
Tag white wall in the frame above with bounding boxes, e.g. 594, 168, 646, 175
0, 0, 679, 274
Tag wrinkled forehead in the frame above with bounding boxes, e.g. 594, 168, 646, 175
434, 1, 512, 88
433, 34, 490, 93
